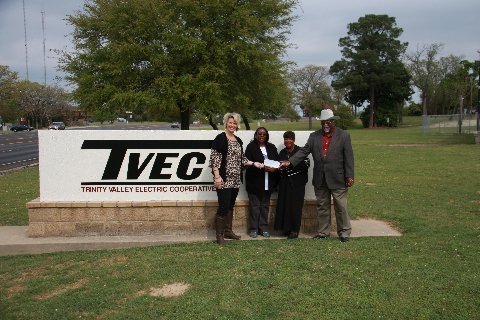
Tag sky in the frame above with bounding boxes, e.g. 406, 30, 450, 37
1, 0, 479, 96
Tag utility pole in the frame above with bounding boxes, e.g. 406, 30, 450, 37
477, 51, 480, 132
41, 10, 47, 86
23, 0, 29, 80
458, 97, 463, 134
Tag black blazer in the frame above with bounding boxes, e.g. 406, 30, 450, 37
244, 140, 279, 195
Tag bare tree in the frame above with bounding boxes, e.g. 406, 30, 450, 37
405, 43, 443, 115
16, 81, 73, 128
288, 65, 330, 129
437, 55, 467, 114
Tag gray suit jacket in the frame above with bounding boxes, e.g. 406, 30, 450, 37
289, 127, 354, 189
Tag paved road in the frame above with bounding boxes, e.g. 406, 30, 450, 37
0, 122, 184, 173
0, 131, 39, 172
67, 122, 176, 131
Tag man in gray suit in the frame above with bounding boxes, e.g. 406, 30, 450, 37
280, 109, 354, 242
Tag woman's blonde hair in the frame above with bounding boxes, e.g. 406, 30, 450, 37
223, 112, 241, 130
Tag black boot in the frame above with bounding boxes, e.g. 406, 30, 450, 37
215, 215, 226, 245
224, 210, 241, 240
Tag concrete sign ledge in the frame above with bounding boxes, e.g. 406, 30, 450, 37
0, 221, 401, 256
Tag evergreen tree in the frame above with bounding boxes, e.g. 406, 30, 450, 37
330, 14, 411, 128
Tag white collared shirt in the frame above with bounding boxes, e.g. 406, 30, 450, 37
260, 146, 268, 190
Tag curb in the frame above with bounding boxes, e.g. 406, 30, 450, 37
0, 220, 401, 256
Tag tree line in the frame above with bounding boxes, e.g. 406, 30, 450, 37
0, 66, 74, 128
329, 14, 478, 128
3, 1, 478, 129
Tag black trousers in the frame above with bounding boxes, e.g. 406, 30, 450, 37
248, 191, 271, 232
216, 188, 239, 217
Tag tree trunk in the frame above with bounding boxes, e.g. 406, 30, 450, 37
398, 102, 403, 124
369, 87, 375, 128
179, 103, 190, 130
422, 92, 428, 115
208, 114, 218, 130
241, 114, 250, 130
303, 105, 312, 130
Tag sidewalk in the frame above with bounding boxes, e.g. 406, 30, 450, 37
0, 219, 401, 256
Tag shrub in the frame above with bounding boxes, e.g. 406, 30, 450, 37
360, 107, 398, 127
334, 105, 355, 129
404, 101, 422, 116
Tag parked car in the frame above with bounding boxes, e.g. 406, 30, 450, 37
10, 124, 34, 132
170, 122, 180, 128
48, 122, 66, 130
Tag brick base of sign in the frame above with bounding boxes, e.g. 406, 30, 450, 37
26, 199, 336, 237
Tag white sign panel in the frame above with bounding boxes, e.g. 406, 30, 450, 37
39, 130, 315, 201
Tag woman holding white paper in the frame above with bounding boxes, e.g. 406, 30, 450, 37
244, 127, 279, 238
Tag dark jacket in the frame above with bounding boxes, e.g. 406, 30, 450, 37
211, 132, 244, 182
244, 140, 279, 195
288, 127, 354, 189
278, 145, 310, 185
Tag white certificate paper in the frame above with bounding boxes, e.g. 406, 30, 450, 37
263, 159, 280, 168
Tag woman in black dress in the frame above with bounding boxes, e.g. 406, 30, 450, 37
274, 131, 310, 239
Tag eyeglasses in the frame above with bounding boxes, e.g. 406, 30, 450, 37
321, 120, 333, 125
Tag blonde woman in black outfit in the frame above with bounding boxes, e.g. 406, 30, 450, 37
209, 113, 262, 244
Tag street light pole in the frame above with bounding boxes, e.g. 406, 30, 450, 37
476, 51, 480, 132
459, 96, 463, 134
477, 60, 480, 132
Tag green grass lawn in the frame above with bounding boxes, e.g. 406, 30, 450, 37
0, 167, 39, 225
0, 125, 479, 319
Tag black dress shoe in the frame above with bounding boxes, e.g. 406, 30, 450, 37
312, 234, 328, 240
287, 232, 298, 239
340, 237, 350, 242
